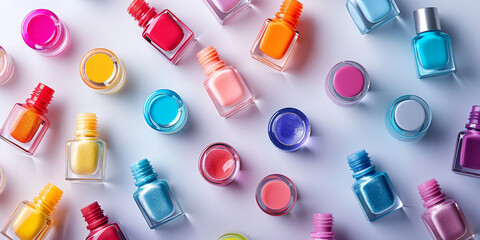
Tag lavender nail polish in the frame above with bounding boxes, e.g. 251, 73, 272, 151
452, 105, 480, 178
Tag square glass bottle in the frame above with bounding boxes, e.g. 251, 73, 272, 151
203, 0, 251, 24
452, 105, 480, 178
346, 0, 399, 35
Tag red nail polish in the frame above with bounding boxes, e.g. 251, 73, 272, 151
81, 202, 128, 240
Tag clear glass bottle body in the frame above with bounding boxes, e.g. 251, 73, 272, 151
203, 0, 251, 24
0, 104, 49, 155
452, 130, 480, 177
133, 179, 184, 229
412, 31, 455, 78
0, 46, 15, 85
86, 223, 127, 240
66, 138, 106, 181
422, 199, 474, 240
352, 171, 403, 221
204, 66, 254, 118
1, 201, 53, 240
346, 0, 399, 35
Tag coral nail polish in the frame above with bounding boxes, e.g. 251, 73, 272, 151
250, 0, 303, 71
218, 232, 249, 240
325, 61, 370, 106
0, 165, 5, 194
127, 0, 195, 64
310, 213, 335, 240
347, 150, 402, 222
66, 113, 107, 182
268, 108, 311, 152
21, 9, 70, 56
143, 89, 188, 134
418, 179, 474, 240
255, 174, 297, 216
199, 143, 240, 186
203, 0, 251, 24
452, 105, 480, 178
1, 183, 63, 240
385, 95, 432, 141
81, 202, 128, 240
346, 0, 399, 35
131, 159, 185, 229
80, 48, 127, 94
412, 8, 455, 78
196, 46, 254, 118
0, 46, 15, 85
0, 83, 54, 155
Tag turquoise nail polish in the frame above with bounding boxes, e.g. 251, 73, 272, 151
143, 89, 188, 134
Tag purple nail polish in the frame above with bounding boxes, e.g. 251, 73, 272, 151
452, 105, 480, 178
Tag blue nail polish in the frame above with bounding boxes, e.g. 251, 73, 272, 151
143, 89, 188, 134
347, 150, 403, 222
268, 108, 311, 152
346, 0, 399, 35
131, 159, 184, 229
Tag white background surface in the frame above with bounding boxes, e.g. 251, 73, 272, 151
0, 0, 479, 239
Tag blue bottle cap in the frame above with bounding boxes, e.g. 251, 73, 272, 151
268, 108, 311, 152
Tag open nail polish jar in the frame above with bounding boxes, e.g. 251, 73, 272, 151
199, 143, 240, 186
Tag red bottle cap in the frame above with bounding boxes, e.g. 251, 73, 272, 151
81, 201, 109, 231
26, 83, 54, 113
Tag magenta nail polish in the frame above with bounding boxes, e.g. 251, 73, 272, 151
310, 213, 335, 240
418, 179, 474, 240
81, 202, 128, 240
452, 105, 480, 178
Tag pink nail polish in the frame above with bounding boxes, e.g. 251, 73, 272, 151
199, 143, 240, 186
203, 0, 251, 24
310, 213, 335, 240
255, 174, 297, 216
81, 202, 128, 240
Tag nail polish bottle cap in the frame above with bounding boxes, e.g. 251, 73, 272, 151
26, 83, 54, 113
413, 7, 441, 34
81, 201, 109, 231
466, 105, 480, 130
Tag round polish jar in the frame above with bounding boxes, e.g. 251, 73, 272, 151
326, 61, 370, 106
268, 107, 311, 151
199, 143, 240, 186
0, 46, 14, 85
218, 232, 249, 240
143, 89, 188, 134
21, 9, 70, 56
385, 95, 432, 141
255, 174, 297, 216
80, 48, 127, 94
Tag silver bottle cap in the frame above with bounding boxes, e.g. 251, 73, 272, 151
413, 7, 441, 34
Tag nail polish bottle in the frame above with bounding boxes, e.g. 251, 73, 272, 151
385, 95, 432, 141
250, 0, 303, 71
80, 48, 127, 94
143, 89, 188, 134
346, 0, 399, 35
81, 202, 128, 240
203, 0, 251, 24
418, 179, 474, 240
127, 0, 195, 64
218, 232, 249, 240
0, 83, 54, 155
21, 9, 70, 56
347, 150, 402, 222
325, 61, 370, 106
197, 46, 254, 118
131, 159, 184, 229
268, 108, 311, 152
452, 105, 480, 178
0, 165, 5, 194
255, 174, 297, 216
412, 8, 455, 78
0, 46, 14, 85
1, 183, 63, 240
310, 213, 335, 240
199, 143, 240, 186
66, 113, 107, 182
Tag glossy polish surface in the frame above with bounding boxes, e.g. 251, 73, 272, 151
143, 89, 188, 134
199, 143, 240, 185
326, 61, 370, 106
268, 108, 310, 151
255, 174, 297, 216
333, 66, 364, 97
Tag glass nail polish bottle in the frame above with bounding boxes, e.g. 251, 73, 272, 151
268, 108, 311, 152
81, 202, 128, 240
310, 213, 335, 240
250, 0, 303, 71
452, 105, 480, 178
347, 150, 402, 222
346, 0, 399, 35
385, 95, 432, 141
418, 179, 474, 240
80, 48, 127, 94
21, 9, 70, 56
325, 61, 370, 106
218, 232, 249, 240
197, 46, 254, 118
0, 46, 15, 85
0, 83, 54, 155
66, 113, 107, 182
1, 183, 63, 240
143, 89, 188, 134
255, 174, 297, 216
412, 8, 455, 78
199, 143, 240, 186
203, 0, 251, 24
127, 0, 195, 64
0, 165, 5, 194
131, 159, 184, 229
